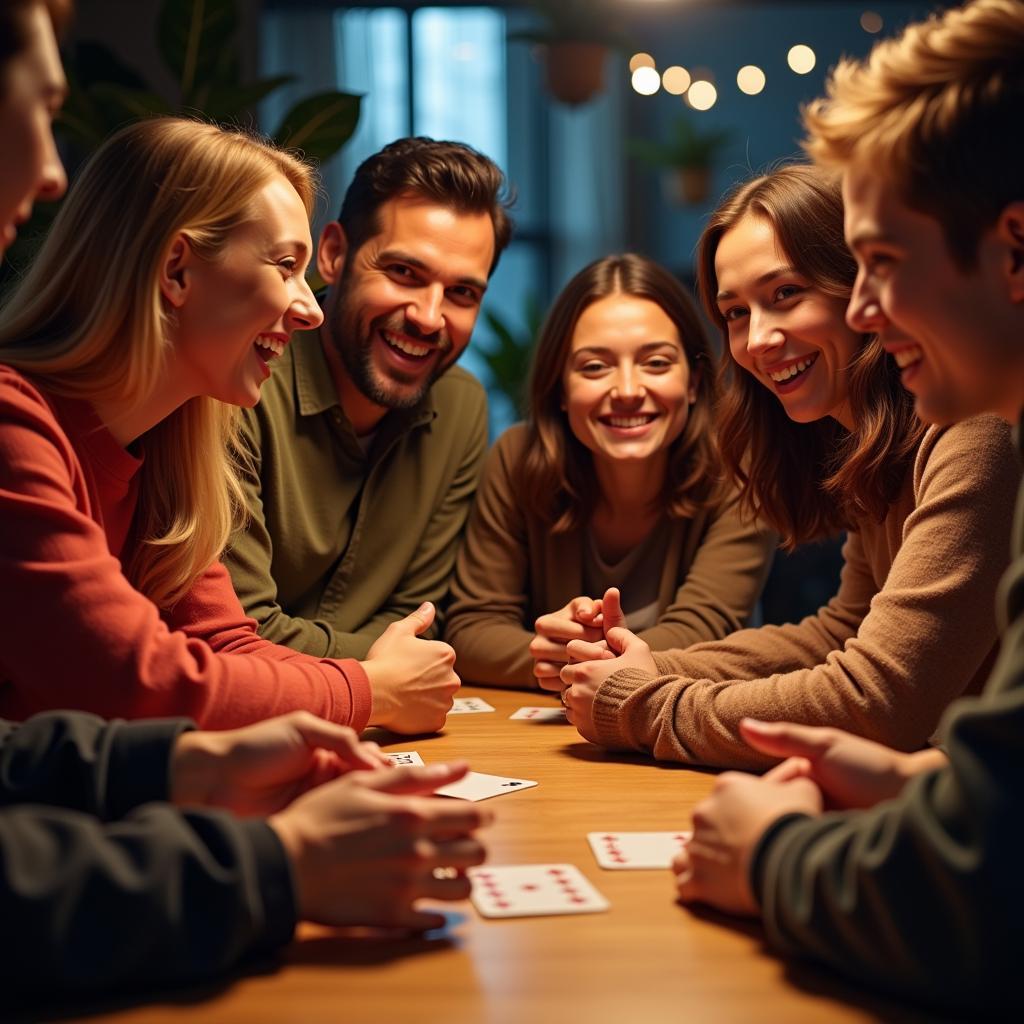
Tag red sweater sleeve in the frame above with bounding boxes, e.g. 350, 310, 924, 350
0, 369, 372, 730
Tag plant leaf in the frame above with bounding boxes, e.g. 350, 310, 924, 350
158, 0, 239, 103
273, 91, 362, 162
201, 75, 295, 123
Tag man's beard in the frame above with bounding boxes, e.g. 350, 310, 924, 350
329, 279, 455, 411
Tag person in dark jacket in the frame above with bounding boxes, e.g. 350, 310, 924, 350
670, 0, 1024, 1012
0, 0, 489, 997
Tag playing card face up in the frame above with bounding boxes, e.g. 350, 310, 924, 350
509, 706, 567, 722
386, 750, 424, 766
434, 771, 537, 802
587, 831, 692, 870
469, 864, 609, 918
448, 697, 496, 715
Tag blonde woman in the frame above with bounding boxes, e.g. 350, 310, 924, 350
0, 117, 458, 731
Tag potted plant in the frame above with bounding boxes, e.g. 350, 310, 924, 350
509, 0, 632, 106
478, 296, 545, 420
2, 0, 360, 287
628, 115, 732, 205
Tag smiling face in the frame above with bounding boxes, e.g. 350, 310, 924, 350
319, 194, 495, 431
168, 176, 323, 408
0, 3, 67, 258
843, 163, 1024, 426
715, 213, 862, 430
561, 293, 696, 472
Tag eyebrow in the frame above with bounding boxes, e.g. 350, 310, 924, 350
572, 342, 680, 357
716, 265, 800, 302
378, 250, 489, 293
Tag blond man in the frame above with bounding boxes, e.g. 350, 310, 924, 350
672, 0, 1024, 1010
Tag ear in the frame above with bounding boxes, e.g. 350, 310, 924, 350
159, 234, 193, 309
997, 201, 1024, 304
317, 221, 349, 287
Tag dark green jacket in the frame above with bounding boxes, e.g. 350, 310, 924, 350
225, 330, 488, 659
752, 415, 1024, 1011
0, 712, 294, 995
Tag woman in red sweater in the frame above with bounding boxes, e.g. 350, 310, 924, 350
0, 117, 458, 731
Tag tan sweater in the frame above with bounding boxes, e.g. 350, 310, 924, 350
592, 415, 1021, 769
445, 424, 776, 688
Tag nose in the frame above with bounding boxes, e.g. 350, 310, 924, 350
406, 283, 445, 336
746, 307, 785, 357
846, 272, 886, 334
285, 276, 324, 332
37, 134, 67, 203
610, 364, 645, 403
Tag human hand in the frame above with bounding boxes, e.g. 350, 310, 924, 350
741, 718, 947, 810
170, 711, 391, 816
530, 595, 604, 688
558, 624, 658, 744
363, 603, 460, 733
672, 771, 823, 917
269, 762, 491, 931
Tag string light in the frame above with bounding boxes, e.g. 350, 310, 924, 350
737, 65, 766, 95
687, 80, 717, 110
662, 66, 692, 95
787, 44, 816, 74
629, 52, 656, 72
631, 66, 661, 96
860, 11, 883, 33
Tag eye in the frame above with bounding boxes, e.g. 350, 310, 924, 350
447, 285, 481, 307
644, 356, 674, 371
864, 252, 894, 275
721, 305, 747, 323
578, 360, 610, 375
386, 264, 419, 283
277, 257, 298, 276
772, 284, 802, 303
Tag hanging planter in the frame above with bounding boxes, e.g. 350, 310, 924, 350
510, 0, 631, 107
629, 115, 732, 207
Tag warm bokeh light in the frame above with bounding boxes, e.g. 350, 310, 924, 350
631, 66, 661, 96
687, 80, 717, 111
662, 66, 692, 95
787, 44, 817, 75
860, 11, 884, 33
736, 65, 766, 95
629, 52, 656, 72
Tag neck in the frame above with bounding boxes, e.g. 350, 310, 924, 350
92, 381, 190, 450
320, 327, 388, 436
592, 450, 668, 519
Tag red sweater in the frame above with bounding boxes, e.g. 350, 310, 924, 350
0, 366, 372, 729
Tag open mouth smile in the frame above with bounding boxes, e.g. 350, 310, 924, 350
767, 353, 818, 384
381, 329, 440, 361
254, 335, 286, 363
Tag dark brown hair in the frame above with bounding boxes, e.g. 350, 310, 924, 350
0, 0, 71, 77
338, 136, 514, 275
521, 253, 721, 533
696, 164, 923, 548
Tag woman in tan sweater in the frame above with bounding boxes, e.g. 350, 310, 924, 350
559, 166, 1019, 768
445, 254, 774, 689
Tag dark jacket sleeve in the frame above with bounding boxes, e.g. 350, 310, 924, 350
0, 711, 190, 819
0, 802, 296, 994
750, 451, 1024, 1013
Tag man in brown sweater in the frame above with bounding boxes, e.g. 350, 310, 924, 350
668, 0, 1024, 1010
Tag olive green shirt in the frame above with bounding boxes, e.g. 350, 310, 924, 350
224, 330, 488, 660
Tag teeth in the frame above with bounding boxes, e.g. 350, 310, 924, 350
606, 415, 654, 428
255, 336, 285, 357
893, 346, 923, 369
768, 356, 815, 383
384, 331, 431, 358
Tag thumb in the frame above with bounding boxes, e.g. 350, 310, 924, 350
740, 719, 831, 761
360, 761, 469, 795
601, 587, 626, 633
604, 625, 639, 656
397, 602, 435, 637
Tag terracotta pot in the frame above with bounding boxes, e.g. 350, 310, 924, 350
671, 166, 712, 205
544, 41, 607, 106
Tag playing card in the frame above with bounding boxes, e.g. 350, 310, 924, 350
385, 750, 424, 766
447, 697, 496, 715
469, 864, 609, 918
509, 706, 567, 722
434, 771, 537, 802
587, 831, 692, 869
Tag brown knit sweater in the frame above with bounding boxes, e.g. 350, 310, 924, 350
591, 415, 1020, 769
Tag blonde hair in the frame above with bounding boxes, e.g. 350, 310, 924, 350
802, 0, 1024, 269
0, 117, 317, 609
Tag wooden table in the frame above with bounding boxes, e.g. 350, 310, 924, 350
72, 688, 935, 1024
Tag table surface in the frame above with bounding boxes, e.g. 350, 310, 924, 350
72, 688, 936, 1024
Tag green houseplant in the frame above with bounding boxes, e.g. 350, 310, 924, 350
478, 296, 545, 419
2, 0, 360, 286
509, 0, 633, 106
629, 114, 731, 205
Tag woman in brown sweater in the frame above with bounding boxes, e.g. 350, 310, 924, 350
559, 166, 1019, 767
445, 254, 774, 689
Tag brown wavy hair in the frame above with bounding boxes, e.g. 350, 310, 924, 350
695, 164, 923, 548
521, 253, 720, 533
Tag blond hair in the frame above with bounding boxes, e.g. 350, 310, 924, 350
803, 0, 1024, 268
0, 118, 317, 609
